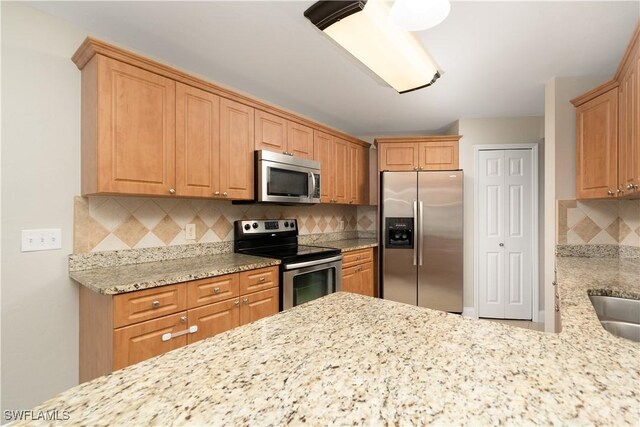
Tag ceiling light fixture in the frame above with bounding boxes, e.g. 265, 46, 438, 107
390, 0, 451, 32
304, 0, 442, 94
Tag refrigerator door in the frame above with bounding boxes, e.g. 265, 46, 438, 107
381, 172, 417, 305
417, 171, 463, 312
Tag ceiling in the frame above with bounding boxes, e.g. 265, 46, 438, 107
28, 1, 639, 136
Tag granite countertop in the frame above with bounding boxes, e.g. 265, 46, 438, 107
29, 256, 639, 425
70, 253, 280, 295
318, 238, 378, 252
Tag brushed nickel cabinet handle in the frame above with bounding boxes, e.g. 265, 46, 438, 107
151, 300, 160, 309
180, 316, 187, 323
214, 191, 220, 196
168, 188, 176, 194
259, 277, 266, 283
223, 192, 228, 197
607, 189, 614, 196
234, 300, 240, 306
243, 297, 249, 304
213, 287, 221, 294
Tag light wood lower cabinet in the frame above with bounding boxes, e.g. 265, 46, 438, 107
113, 311, 187, 370
80, 266, 279, 382
341, 248, 375, 297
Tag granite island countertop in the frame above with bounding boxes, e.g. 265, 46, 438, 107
31, 257, 639, 425
69, 253, 280, 295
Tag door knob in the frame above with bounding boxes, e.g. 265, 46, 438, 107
499, 243, 504, 247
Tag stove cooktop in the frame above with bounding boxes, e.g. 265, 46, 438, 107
240, 244, 341, 264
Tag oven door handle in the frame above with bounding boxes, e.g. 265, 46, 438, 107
283, 255, 343, 270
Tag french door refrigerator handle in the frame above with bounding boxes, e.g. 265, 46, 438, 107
419, 201, 424, 266
413, 200, 418, 266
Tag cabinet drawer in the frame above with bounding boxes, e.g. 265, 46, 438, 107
187, 274, 239, 309
113, 285, 187, 328
113, 311, 187, 370
240, 287, 279, 326
239, 266, 279, 295
342, 248, 373, 268
187, 298, 240, 344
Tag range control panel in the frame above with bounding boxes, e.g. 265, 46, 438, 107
385, 217, 414, 249
238, 219, 297, 234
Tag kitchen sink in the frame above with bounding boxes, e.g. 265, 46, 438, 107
589, 295, 640, 342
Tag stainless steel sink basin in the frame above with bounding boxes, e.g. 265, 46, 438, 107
589, 295, 640, 342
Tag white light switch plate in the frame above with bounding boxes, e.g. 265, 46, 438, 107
21, 229, 62, 252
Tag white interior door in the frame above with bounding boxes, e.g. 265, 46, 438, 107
478, 149, 533, 319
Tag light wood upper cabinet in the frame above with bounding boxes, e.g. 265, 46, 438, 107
349, 143, 369, 205
418, 141, 459, 171
377, 136, 461, 172
378, 142, 419, 171
176, 83, 220, 198
83, 55, 176, 196
575, 89, 619, 199
255, 110, 287, 153
220, 98, 254, 200
572, 24, 639, 199
255, 110, 314, 160
287, 122, 314, 159
333, 138, 350, 204
313, 131, 334, 203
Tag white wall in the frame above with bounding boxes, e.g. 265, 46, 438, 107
456, 117, 545, 315
1, 2, 87, 415
542, 75, 610, 331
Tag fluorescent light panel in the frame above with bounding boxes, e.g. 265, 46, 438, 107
305, 0, 441, 93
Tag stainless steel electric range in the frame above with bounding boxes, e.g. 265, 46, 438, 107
234, 219, 342, 310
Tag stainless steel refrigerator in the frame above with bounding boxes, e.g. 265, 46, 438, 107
380, 171, 463, 313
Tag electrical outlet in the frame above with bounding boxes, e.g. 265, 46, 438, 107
185, 223, 196, 240
339, 220, 345, 231
21, 229, 62, 252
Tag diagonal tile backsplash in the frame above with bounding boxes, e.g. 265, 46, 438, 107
557, 199, 639, 247
74, 196, 378, 253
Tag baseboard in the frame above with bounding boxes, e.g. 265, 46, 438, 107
462, 307, 476, 318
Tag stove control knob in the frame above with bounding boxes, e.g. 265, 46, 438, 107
401, 233, 407, 240
284, 221, 289, 228
244, 224, 251, 231
252, 222, 259, 229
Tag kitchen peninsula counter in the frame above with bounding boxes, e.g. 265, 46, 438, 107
28, 257, 638, 425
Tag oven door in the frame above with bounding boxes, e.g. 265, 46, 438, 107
282, 255, 342, 310
258, 159, 320, 204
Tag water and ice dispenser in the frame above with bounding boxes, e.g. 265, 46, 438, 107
385, 217, 414, 249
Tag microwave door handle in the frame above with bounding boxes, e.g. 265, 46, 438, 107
309, 171, 316, 199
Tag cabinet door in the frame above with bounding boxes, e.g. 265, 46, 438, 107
97, 56, 176, 195
378, 143, 419, 171
176, 83, 220, 198
255, 110, 287, 154
576, 89, 618, 199
341, 265, 360, 294
313, 130, 334, 202
618, 50, 639, 195
333, 137, 350, 204
239, 287, 279, 326
287, 122, 314, 159
419, 141, 459, 170
113, 311, 187, 370
220, 98, 254, 200
187, 299, 240, 344
187, 274, 239, 309
349, 144, 369, 205
357, 262, 374, 297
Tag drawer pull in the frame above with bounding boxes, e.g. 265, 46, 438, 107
243, 297, 249, 304
161, 325, 198, 342
356, 256, 361, 260
234, 300, 240, 306
259, 277, 266, 283
213, 287, 221, 294
151, 300, 160, 309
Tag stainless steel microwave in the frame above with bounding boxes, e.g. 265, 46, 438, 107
256, 150, 321, 204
